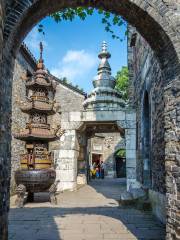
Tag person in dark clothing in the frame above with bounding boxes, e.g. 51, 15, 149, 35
100, 161, 105, 179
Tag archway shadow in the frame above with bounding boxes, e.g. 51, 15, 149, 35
9, 205, 165, 240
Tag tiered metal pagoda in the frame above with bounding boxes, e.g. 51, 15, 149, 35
14, 43, 63, 207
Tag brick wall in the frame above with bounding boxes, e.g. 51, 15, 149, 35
128, 27, 165, 193
128, 27, 167, 223
0, 1, 10, 239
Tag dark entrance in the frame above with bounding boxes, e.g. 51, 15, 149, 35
115, 157, 126, 178
92, 153, 102, 166
114, 150, 126, 178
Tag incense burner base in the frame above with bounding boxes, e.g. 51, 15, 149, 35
15, 169, 58, 207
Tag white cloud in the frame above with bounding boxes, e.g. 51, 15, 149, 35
51, 50, 97, 82
24, 27, 48, 52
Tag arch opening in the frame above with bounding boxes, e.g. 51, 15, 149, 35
4, 0, 180, 81
114, 149, 126, 178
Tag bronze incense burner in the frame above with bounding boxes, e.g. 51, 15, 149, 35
14, 43, 63, 207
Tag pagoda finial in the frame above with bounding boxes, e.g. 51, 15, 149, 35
91, 41, 114, 87
102, 41, 107, 53
98, 41, 111, 59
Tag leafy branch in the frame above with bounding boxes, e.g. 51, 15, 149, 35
38, 7, 127, 41
116, 149, 126, 158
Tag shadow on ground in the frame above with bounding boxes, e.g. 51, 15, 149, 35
9, 206, 165, 240
9, 178, 165, 240
89, 178, 126, 200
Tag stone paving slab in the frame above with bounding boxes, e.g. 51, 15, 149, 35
9, 179, 165, 240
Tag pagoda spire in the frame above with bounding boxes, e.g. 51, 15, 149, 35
97, 41, 112, 77
83, 41, 125, 110
37, 42, 44, 69
92, 41, 114, 88
40, 42, 43, 61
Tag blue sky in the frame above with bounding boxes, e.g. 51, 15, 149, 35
25, 11, 127, 93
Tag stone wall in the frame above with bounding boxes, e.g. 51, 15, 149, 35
164, 78, 180, 239
49, 81, 85, 151
54, 79, 85, 112
11, 47, 35, 194
128, 27, 166, 222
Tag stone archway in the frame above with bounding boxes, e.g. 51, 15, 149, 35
0, 1, 180, 239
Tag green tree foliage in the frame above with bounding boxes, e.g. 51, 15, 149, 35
38, 7, 127, 41
115, 66, 129, 101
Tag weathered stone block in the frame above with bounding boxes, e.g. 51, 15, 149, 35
125, 120, 136, 128
149, 190, 166, 224
77, 174, 87, 185
125, 112, 136, 121
126, 134, 136, 150
126, 158, 136, 168
56, 169, 77, 182
126, 167, 136, 179
126, 149, 136, 159
125, 129, 136, 136
57, 181, 77, 192
130, 188, 146, 199
58, 150, 79, 159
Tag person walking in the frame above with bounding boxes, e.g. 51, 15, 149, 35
95, 166, 100, 178
90, 163, 96, 179
100, 161, 105, 179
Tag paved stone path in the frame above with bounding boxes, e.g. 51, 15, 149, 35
9, 179, 165, 240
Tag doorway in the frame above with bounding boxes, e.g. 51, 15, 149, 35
92, 153, 102, 167
114, 149, 126, 178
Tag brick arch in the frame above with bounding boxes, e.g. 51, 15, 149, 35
4, 0, 180, 81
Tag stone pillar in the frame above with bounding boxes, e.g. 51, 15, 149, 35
125, 112, 139, 190
77, 132, 88, 185
164, 78, 180, 240
55, 129, 79, 191
126, 128, 137, 190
